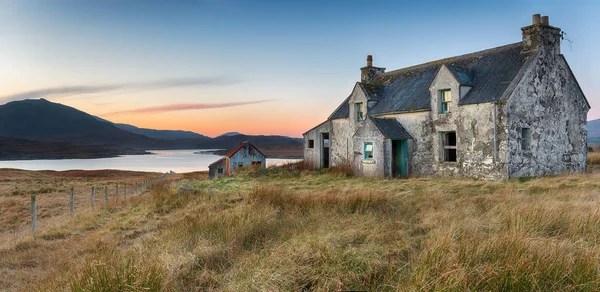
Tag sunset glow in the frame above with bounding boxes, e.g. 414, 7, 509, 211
0, 1, 597, 138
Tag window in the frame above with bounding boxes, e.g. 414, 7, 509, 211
252, 161, 261, 166
364, 142, 374, 160
521, 128, 530, 151
441, 132, 457, 162
355, 103, 364, 121
440, 90, 452, 114
217, 168, 224, 174
308, 139, 314, 148
238, 162, 243, 168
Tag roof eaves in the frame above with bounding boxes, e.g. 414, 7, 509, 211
303, 120, 329, 135
208, 157, 226, 167
225, 141, 267, 158
371, 108, 431, 117
369, 116, 414, 140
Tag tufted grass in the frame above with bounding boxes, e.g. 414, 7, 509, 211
3, 168, 600, 291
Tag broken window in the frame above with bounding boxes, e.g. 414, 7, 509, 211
521, 128, 530, 151
252, 161, 261, 166
238, 162, 243, 168
441, 132, 457, 162
364, 142, 374, 160
217, 168, 224, 174
440, 90, 452, 114
308, 139, 314, 148
355, 103, 364, 121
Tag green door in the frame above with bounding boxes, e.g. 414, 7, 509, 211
393, 140, 408, 177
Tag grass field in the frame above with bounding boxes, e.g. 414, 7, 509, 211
2, 161, 600, 290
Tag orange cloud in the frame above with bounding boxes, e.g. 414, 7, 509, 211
102, 100, 275, 116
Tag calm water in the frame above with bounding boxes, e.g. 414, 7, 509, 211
0, 149, 300, 173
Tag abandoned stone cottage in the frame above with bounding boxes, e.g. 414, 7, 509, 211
303, 14, 590, 179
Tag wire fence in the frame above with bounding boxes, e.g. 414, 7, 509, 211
26, 172, 171, 234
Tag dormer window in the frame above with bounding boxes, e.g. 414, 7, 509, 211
355, 103, 364, 121
440, 90, 452, 114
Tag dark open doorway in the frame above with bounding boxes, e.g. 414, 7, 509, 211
321, 133, 330, 168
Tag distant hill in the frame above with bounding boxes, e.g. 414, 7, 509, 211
207, 134, 302, 149
112, 123, 208, 140
217, 132, 241, 137
0, 99, 165, 148
588, 119, 600, 144
0, 99, 302, 159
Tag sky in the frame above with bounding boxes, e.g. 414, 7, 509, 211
0, 0, 598, 138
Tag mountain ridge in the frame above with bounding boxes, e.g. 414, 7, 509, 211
0, 99, 302, 159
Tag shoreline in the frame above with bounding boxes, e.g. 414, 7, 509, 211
0, 150, 152, 161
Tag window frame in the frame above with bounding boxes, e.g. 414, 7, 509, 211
355, 102, 364, 121
521, 127, 530, 151
364, 142, 374, 160
217, 168, 224, 174
440, 131, 457, 162
308, 139, 314, 148
440, 89, 452, 114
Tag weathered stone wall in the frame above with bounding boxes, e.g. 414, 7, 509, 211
331, 119, 352, 166
377, 111, 434, 176
429, 65, 507, 179
352, 118, 387, 177
303, 121, 332, 168
506, 51, 589, 177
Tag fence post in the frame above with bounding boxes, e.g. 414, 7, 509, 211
31, 195, 37, 233
105, 186, 108, 206
124, 184, 127, 200
70, 187, 74, 217
116, 184, 119, 200
91, 186, 95, 208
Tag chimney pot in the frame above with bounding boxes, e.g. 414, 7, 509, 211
541, 16, 549, 26
366, 55, 373, 67
532, 14, 541, 25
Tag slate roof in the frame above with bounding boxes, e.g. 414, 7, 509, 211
330, 42, 531, 119
371, 117, 413, 140
447, 65, 474, 86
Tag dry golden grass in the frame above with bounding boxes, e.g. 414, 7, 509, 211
0, 168, 160, 234
3, 168, 600, 291
588, 152, 600, 165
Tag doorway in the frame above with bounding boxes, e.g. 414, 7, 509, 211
321, 133, 330, 168
392, 140, 408, 177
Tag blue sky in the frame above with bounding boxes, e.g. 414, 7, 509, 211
0, 0, 597, 137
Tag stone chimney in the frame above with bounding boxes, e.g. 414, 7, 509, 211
360, 55, 385, 84
522, 14, 562, 55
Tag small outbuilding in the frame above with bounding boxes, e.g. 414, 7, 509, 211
208, 141, 267, 179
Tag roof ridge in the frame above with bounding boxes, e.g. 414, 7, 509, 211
380, 42, 522, 76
